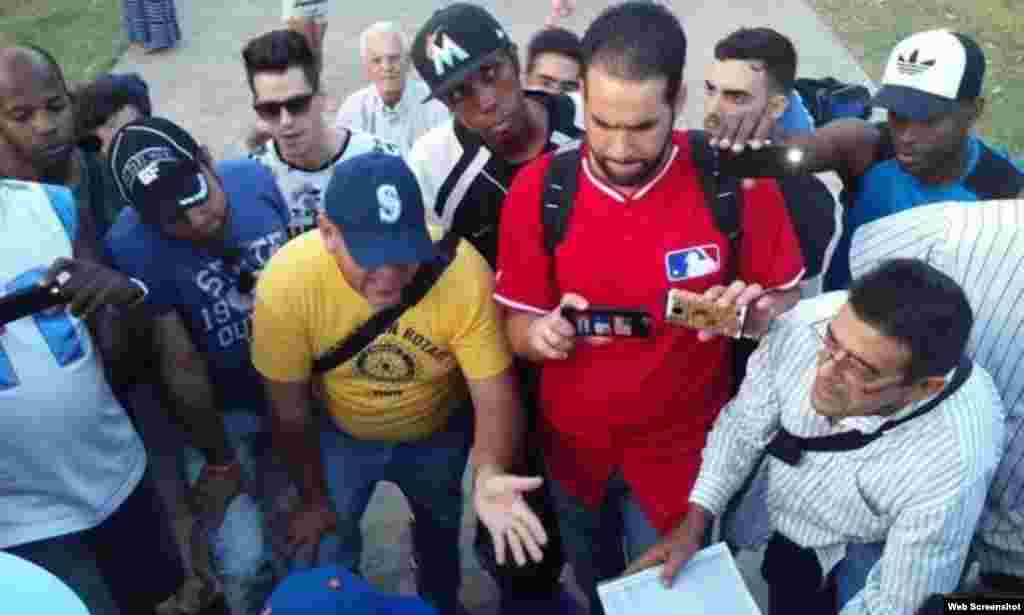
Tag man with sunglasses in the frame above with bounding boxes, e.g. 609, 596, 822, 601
105, 116, 294, 614
244, 29, 399, 241
629, 258, 1005, 615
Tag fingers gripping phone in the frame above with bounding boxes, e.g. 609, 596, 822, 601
560, 306, 653, 338
0, 282, 68, 325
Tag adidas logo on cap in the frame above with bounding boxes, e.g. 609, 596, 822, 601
896, 49, 936, 76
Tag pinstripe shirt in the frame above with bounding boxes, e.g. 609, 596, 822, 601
690, 292, 1005, 614
850, 198, 1024, 578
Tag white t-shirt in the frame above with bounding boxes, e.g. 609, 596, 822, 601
249, 130, 399, 238
334, 79, 450, 157
0, 180, 146, 548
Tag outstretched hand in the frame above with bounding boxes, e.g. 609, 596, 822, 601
473, 464, 549, 566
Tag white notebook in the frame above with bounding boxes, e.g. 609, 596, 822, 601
597, 542, 762, 615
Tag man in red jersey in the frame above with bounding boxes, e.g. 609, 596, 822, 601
488, 3, 805, 613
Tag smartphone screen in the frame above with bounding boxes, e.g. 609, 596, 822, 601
561, 306, 653, 338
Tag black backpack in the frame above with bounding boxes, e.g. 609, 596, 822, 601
792, 77, 872, 127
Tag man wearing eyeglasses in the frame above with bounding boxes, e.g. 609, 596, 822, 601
244, 29, 399, 241
629, 259, 1005, 615
105, 116, 293, 614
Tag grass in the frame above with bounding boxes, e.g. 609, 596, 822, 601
0, 0, 124, 86
810, 0, 1024, 158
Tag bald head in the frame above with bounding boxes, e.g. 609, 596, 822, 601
0, 45, 75, 182
0, 45, 66, 92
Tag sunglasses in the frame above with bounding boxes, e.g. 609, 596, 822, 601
253, 93, 316, 122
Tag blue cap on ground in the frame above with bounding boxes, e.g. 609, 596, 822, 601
263, 565, 438, 615
0, 552, 91, 614
322, 152, 439, 270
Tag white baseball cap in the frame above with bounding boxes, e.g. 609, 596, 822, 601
871, 30, 985, 121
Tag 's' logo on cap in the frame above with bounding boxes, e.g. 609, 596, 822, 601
377, 184, 401, 223
137, 161, 161, 186
427, 32, 470, 76
896, 49, 936, 76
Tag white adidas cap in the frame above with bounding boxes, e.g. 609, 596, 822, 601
870, 30, 985, 121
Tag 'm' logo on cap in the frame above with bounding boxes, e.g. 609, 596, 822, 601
897, 49, 936, 76
377, 184, 402, 223
427, 32, 469, 76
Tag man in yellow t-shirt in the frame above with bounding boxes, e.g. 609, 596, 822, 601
251, 152, 547, 614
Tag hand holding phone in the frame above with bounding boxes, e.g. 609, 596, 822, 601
560, 306, 653, 338
718, 144, 807, 178
0, 282, 68, 326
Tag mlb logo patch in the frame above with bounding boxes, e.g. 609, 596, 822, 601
665, 245, 720, 281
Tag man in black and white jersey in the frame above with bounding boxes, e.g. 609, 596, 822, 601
405, 5, 583, 614
406, 3, 583, 268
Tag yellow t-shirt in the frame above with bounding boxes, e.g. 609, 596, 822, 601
251, 229, 512, 441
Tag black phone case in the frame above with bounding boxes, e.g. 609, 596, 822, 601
561, 306, 653, 338
0, 283, 67, 325
718, 145, 805, 177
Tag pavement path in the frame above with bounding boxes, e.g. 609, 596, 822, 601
111, 1, 872, 612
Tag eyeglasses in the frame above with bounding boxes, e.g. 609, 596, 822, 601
253, 93, 316, 122
812, 320, 884, 381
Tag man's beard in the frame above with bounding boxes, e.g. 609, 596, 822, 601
590, 110, 675, 188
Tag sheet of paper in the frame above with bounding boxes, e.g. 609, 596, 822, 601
597, 542, 762, 615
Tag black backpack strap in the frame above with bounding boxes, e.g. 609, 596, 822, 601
688, 130, 743, 281
312, 231, 461, 374
964, 143, 1024, 199
541, 141, 583, 255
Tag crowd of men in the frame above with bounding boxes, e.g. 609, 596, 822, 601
2, 2, 1023, 615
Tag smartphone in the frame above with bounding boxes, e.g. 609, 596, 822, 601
717, 144, 807, 178
0, 283, 68, 325
560, 306, 653, 338
664, 288, 747, 339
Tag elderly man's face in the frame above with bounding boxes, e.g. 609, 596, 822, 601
0, 50, 76, 181
364, 31, 408, 105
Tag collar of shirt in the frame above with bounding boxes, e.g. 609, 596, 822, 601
372, 80, 412, 121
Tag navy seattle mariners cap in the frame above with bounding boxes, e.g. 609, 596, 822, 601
411, 3, 513, 102
322, 152, 439, 269
871, 30, 986, 121
108, 116, 209, 226
262, 565, 437, 615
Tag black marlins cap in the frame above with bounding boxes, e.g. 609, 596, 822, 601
411, 3, 513, 102
108, 116, 209, 226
